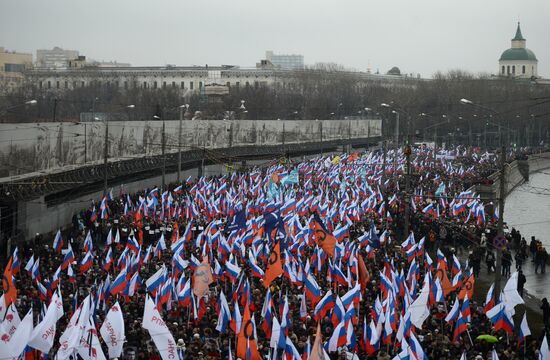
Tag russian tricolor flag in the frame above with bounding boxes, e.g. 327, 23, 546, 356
487, 303, 514, 335
178, 278, 192, 307
333, 225, 349, 243
452, 311, 469, 343
102, 247, 113, 271
79, 252, 93, 274
281, 198, 296, 217
305, 273, 321, 305
215, 291, 231, 333
53, 229, 63, 254
225, 259, 241, 283
11, 247, 20, 274
313, 290, 334, 320
110, 267, 128, 295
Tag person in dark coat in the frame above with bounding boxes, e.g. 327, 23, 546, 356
542, 298, 550, 329
486, 251, 496, 273
530, 236, 538, 261
517, 269, 526, 297
536, 246, 548, 274
501, 249, 512, 277
515, 251, 524, 270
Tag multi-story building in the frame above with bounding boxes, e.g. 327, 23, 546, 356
24, 65, 415, 95
265, 51, 304, 70
0, 47, 33, 92
36, 47, 79, 69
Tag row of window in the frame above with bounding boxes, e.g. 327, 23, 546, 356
501, 64, 534, 75
37, 79, 264, 90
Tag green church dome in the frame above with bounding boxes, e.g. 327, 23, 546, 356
499, 48, 538, 61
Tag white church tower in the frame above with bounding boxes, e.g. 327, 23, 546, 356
499, 23, 538, 78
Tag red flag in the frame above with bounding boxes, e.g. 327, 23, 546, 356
263, 242, 283, 288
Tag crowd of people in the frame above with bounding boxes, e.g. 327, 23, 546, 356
1, 146, 550, 360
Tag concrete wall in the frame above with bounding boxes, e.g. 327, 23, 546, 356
474, 152, 550, 201
17, 164, 219, 239
0, 119, 381, 178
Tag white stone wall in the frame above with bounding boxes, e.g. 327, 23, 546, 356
0, 119, 382, 177
498, 60, 538, 78
28, 69, 282, 94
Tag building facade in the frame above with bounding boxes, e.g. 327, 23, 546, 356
499, 23, 538, 78
24, 65, 417, 95
36, 47, 79, 69
265, 51, 304, 70
0, 47, 33, 92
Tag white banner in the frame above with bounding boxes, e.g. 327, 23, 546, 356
142, 296, 178, 360
0, 310, 33, 359
77, 316, 107, 360
100, 301, 125, 359
29, 291, 64, 353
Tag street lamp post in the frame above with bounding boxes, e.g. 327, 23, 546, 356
461, 98, 506, 297
392, 110, 400, 147
177, 104, 188, 183
103, 105, 134, 196
153, 115, 166, 190
103, 116, 109, 196
0, 99, 37, 117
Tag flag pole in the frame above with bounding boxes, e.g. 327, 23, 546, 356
465, 328, 474, 346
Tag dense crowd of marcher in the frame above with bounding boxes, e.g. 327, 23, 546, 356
1, 146, 550, 360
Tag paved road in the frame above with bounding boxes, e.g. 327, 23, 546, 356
471, 248, 547, 314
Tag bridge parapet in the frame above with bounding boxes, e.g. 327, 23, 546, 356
0, 119, 381, 201
1, 118, 381, 176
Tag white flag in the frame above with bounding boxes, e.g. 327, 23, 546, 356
29, 290, 64, 353
24, 254, 35, 272
77, 316, 107, 360
540, 335, 550, 360
502, 272, 524, 315
269, 316, 281, 349
142, 295, 178, 360
100, 301, 125, 359
57, 295, 91, 360
409, 273, 430, 328
0, 309, 33, 359
0, 303, 21, 336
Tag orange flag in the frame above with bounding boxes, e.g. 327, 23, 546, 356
358, 254, 370, 293
458, 274, 475, 300
313, 221, 336, 257
309, 322, 325, 360
435, 268, 453, 296
171, 222, 179, 243
2, 257, 17, 308
236, 302, 261, 360
263, 242, 283, 288
193, 256, 213, 298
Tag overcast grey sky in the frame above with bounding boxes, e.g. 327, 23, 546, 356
1, 0, 548, 78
